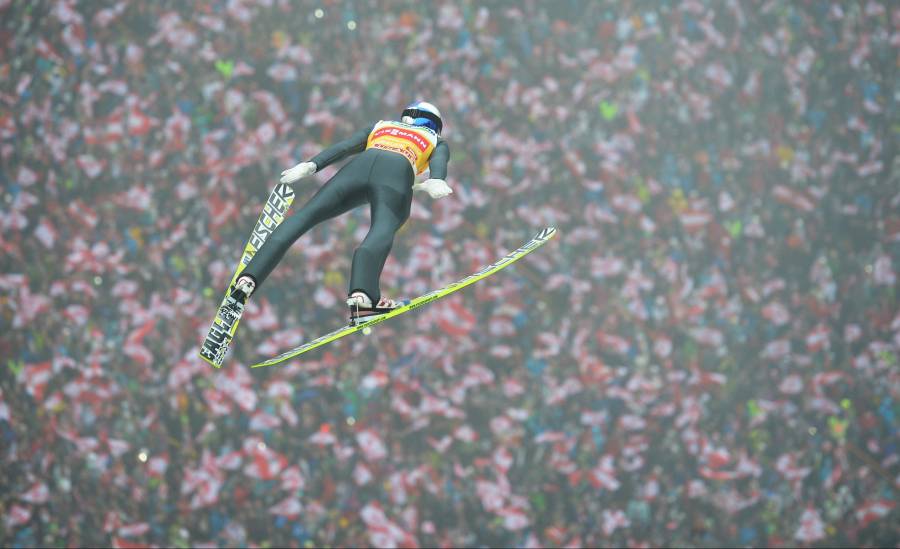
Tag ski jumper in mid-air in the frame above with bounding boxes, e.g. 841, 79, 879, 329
232, 101, 451, 325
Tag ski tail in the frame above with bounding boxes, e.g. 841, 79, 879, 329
200, 183, 296, 367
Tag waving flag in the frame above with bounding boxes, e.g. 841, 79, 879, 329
5, 504, 32, 528
269, 497, 303, 518
244, 443, 287, 480
357, 429, 388, 462
794, 507, 825, 542
433, 297, 477, 337
118, 523, 150, 538
855, 499, 895, 527
22, 361, 53, 402
20, 482, 49, 504
123, 319, 156, 367
360, 502, 418, 549
589, 455, 620, 491
602, 509, 630, 536
498, 507, 530, 531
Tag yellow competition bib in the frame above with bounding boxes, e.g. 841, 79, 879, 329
366, 120, 438, 175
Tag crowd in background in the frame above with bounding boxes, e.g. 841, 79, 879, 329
1, 0, 898, 547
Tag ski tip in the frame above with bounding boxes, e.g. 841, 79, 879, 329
537, 226, 558, 239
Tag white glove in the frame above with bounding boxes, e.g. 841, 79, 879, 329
412, 178, 453, 199
280, 161, 317, 184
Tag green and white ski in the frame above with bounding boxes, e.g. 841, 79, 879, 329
252, 227, 557, 368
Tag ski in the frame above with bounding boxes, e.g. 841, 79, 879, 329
200, 183, 296, 367
251, 226, 557, 368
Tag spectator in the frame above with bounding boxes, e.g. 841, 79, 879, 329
0, 1, 896, 547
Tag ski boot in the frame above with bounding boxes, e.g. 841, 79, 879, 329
347, 291, 402, 326
230, 275, 256, 304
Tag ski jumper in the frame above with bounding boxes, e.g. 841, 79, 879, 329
240, 121, 450, 303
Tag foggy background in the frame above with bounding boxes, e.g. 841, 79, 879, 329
1, 0, 897, 547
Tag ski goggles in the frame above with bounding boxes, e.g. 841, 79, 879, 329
400, 108, 442, 135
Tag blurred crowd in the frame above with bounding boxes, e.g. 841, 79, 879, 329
1, 0, 898, 547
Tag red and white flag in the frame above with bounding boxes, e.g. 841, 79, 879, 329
249, 410, 281, 431
498, 507, 530, 531
265, 380, 294, 401
22, 361, 53, 402
595, 331, 631, 355
64, 304, 90, 326
357, 429, 388, 462
267, 63, 298, 82
34, 219, 58, 248
244, 443, 287, 480
502, 377, 525, 397
611, 194, 642, 214
811, 371, 843, 394
619, 414, 646, 431
690, 327, 723, 347
762, 339, 791, 360
427, 436, 453, 453
776, 453, 811, 482
353, 462, 373, 486
269, 497, 303, 518
806, 324, 831, 353
309, 429, 337, 446
112, 537, 147, 549
5, 504, 32, 528
464, 363, 495, 386
147, 455, 169, 479
762, 302, 791, 326
244, 299, 280, 332
216, 366, 257, 412
360, 502, 417, 549
35, 38, 64, 63
278, 400, 300, 427
772, 185, 815, 212
873, 255, 896, 286
591, 255, 625, 278
104, 511, 121, 533
20, 482, 49, 504
703, 446, 732, 469
476, 480, 507, 512
433, 297, 476, 337
256, 328, 304, 357
794, 507, 825, 542
118, 522, 150, 538
67, 201, 99, 229
602, 509, 630, 536
127, 106, 157, 136
454, 424, 478, 443
493, 446, 513, 473
844, 324, 862, 343
653, 336, 673, 358
679, 210, 713, 231
589, 455, 620, 491
76, 154, 105, 178
215, 450, 242, 471
203, 389, 232, 417
280, 466, 305, 491
779, 374, 803, 395
855, 499, 895, 527
123, 319, 155, 367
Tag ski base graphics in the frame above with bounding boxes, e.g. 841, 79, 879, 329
200, 183, 295, 368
